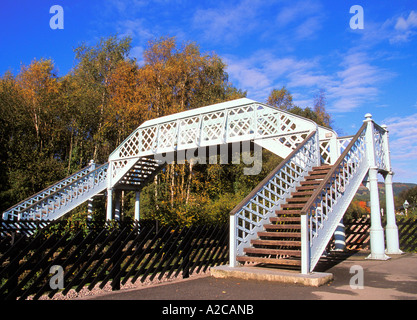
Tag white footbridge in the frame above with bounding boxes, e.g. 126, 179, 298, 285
2, 98, 402, 273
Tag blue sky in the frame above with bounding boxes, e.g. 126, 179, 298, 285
1, 0, 417, 183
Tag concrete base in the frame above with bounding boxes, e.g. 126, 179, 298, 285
211, 265, 333, 287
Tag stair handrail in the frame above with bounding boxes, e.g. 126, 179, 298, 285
229, 130, 320, 266
2, 163, 97, 220
5, 163, 109, 221
300, 122, 368, 272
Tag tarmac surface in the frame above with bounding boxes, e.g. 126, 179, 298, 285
81, 251, 417, 301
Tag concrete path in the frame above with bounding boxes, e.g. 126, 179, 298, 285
81, 251, 417, 300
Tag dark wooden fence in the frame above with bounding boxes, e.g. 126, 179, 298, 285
0, 220, 229, 300
1, 216, 416, 300
341, 216, 417, 252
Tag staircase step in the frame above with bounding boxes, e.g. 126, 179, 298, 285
275, 210, 301, 215
296, 185, 318, 191
236, 256, 301, 266
264, 224, 301, 230
291, 191, 314, 197
281, 203, 304, 209
300, 180, 322, 186
312, 165, 332, 170
243, 247, 301, 256
305, 174, 327, 180
251, 239, 301, 247
269, 216, 299, 222
258, 231, 301, 238
287, 197, 310, 203
310, 169, 330, 175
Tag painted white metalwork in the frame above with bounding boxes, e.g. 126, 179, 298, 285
300, 124, 369, 272
108, 98, 336, 188
229, 131, 320, 266
2, 161, 98, 220
2, 99, 398, 273
4, 163, 109, 221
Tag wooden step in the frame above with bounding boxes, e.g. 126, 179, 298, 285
269, 216, 299, 222
251, 239, 301, 247
258, 231, 301, 238
296, 185, 319, 191
264, 224, 301, 230
275, 209, 301, 215
287, 197, 309, 203
281, 203, 304, 209
310, 169, 330, 175
291, 191, 314, 197
236, 256, 301, 266
243, 247, 301, 256
312, 165, 332, 170
300, 180, 322, 186
305, 174, 327, 180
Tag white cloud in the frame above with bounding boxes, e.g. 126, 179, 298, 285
395, 10, 417, 31
381, 113, 417, 183
383, 113, 417, 160
387, 10, 417, 44
224, 50, 393, 112
327, 52, 394, 112
192, 0, 261, 43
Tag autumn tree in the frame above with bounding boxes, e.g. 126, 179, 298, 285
267, 86, 294, 110
266, 87, 332, 129
313, 88, 331, 128
70, 35, 133, 163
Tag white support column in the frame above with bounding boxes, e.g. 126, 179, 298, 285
364, 114, 389, 260
367, 168, 389, 260
134, 191, 140, 221
106, 188, 113, 220
384, 171, 403, 254
229, 214, 237, 267
87, 199, 93, 220
380, 124, 402, 255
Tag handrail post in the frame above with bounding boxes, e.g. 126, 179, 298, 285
364, 114, 389, 260
229, 214, 238, 267
300, 213, 310, 274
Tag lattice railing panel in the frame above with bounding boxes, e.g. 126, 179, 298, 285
231, 131, 319, 256
2, 164, 96, 220
19, 163, 109, 221
301, 125, 368, 271
108, 99, 323, 187
373, 124, 387, 171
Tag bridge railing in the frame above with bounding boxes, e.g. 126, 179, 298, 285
229, 130, 320, 266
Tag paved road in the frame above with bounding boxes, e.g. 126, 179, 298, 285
82, 251, 417, 301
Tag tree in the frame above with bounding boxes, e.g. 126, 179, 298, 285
71, 35, 133, 163
266, 86, 293, 110
313, 88, 331, 128
266, 87, 333, 129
